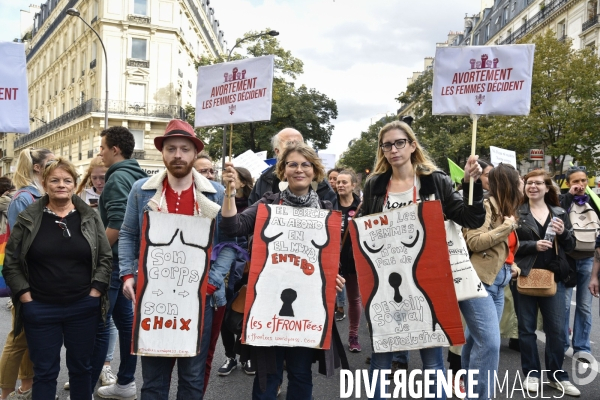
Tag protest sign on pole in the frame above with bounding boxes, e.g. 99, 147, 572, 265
0, 42, 30, 134
242, 204, 341, 349
349, 201, 464, 352
233, 150, 270, 179
490, 145, 517, 168
132, 212, 214, 356
195, 55, 274, 127
432, 44, 534, 204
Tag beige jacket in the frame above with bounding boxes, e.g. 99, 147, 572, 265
464, 198, 518, 285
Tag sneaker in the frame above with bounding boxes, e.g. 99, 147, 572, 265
6, 387, 32, 400
64, 381, 70, 390
451, 376, 466, 398
217, 357, 238, 376
243, 360, 256, 375
348, 335, 361, 352
100, 365, 117, 386
335, 309, 346, 321
547, 380, 581, 397
523, 376, 539, 392
97, 382, 137, 400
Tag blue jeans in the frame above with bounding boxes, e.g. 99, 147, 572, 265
336, 285, 347, 307
392, 351, 409, 364
90, 266, 137, 387
251, 346, 314, 400
22, 296, 100, 400
459, 264, 511, 400
564, 257, 593, 354
516, 281, 568, 382
105, 317, 117, 362
369, 348, 446, 400
140, 295, 214, 400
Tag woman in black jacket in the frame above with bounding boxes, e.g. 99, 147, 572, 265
514, 169, 579, 396
362, 120, 485, 400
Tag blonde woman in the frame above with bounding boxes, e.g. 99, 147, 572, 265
76, 156, 106, 208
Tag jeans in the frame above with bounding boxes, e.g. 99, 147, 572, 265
22, 296, 100, 400
90, 266, 137, 388
369, 348, 446, 400
140, 295, 214, 400
251, 347, 314, 400
564, 257, 593, 354
336, 285, 347, 308
105, 317, 117, 362
516, 281, 568, 382
459, 264, 511, 400
392, 351, 409, 364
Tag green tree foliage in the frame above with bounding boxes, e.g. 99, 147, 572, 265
187, 31, 337, 160
338, 115, 397, 176
396, 70, 484, 172
480, 30, 600, 179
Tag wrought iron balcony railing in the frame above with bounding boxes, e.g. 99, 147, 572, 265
498, 0, 571, 45
127, 59, 150, 68
15, 99, 186, 148
583, 15, 599, 32
128, 14, 151, 24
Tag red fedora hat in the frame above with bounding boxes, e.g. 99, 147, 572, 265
154, 119, 204, 152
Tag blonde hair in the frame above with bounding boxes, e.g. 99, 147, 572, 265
42, 157, 79, 186
373, 121, 437, 176
13, 148, 53, 191
76, 157, 106, 195
275, 142, 325, 184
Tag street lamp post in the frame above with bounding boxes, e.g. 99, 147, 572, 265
66, 8, 109, 131
220, 30, 279, 181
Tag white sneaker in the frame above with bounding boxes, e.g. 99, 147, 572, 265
64, 381, 70, 390
547, 380, 581, 397
100, 365, 117, 386
97, 382, 137, 400
523, 376, 539, 392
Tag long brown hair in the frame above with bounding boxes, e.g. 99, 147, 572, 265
234, 166, 254, 198
76, 157, 106, 195
373, 121, 437, 176
488, 164, 522, 220
522, 170, 559, 207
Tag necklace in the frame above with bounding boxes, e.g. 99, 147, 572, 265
530, 206, 549, 224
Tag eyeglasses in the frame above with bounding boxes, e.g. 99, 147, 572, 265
55, 219, 71, 238
567, 166, 587, 172
199, 168, 215, 175
285, 161, 313, 171
380, 139, 411, 152
44, 159, 58, 169
525, 181, 546, 186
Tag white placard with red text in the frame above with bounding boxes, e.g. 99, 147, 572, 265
432, 45, 534, 116
0, 42, 30, 134
195, 56, 274, 127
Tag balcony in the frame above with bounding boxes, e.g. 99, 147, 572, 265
14, 99, 186, 148
90, 59, 97, 69
184, 0, 220, 55
558, 34, 567, 42
128, 14, 151, 24
499, 0, 572, 45
91, 16, 97, 24
87, 149, 94, 159
582, 15, 599, 33
132, 150, 145, 160
127, 59, 150, 68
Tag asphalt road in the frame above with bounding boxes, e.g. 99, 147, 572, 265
1, 290, 598, 399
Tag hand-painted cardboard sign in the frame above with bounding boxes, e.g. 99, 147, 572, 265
349, 201, 464, 353
242, 204, 341, 349
132, 211, 214, 357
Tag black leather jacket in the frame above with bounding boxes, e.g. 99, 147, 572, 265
514, 203, 575, 277
361, 169, 486, 230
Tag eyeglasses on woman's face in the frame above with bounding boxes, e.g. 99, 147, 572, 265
525, 180, 546, 186
380, 139, 411, 152
285, 161, 313, 171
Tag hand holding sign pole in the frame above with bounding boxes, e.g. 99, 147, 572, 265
432, 45, 535, 204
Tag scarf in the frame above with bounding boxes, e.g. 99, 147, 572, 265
573, 194, 589, 206
279, 188, 320, 209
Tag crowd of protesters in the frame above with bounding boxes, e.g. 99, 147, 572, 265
0, 118, 597, 400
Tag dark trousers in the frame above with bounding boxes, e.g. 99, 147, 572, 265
22, 295, 100, 400
90, 266, 137, 388
252, 347, 313, 400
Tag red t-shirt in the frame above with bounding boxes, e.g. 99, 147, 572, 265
506, 231, 517, 265
164, 179, 195, 216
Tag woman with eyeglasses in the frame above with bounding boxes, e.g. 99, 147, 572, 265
220, 142, 346, 400
3, 157, 112, 400
0, 148, 53, 400
361, 120, 485, 400
514, 170, 579, 396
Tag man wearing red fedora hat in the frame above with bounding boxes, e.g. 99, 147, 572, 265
115, 119, 234, 399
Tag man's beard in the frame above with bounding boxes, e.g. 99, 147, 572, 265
165, 159, 194, 178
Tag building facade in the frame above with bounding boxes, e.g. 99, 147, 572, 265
5, 0, 225, 176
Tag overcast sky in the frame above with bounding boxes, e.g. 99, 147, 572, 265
0, 0, 481, 158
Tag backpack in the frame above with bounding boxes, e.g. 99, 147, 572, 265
568, 202, 600, 252
0, 189, 36, 297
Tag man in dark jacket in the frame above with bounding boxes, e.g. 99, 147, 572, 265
248, 128, 337, 207
92, 126, 148, 399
